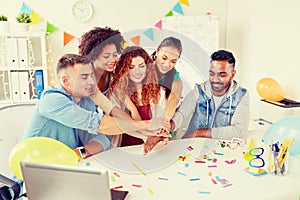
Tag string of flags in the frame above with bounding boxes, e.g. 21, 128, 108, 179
19, 0, 190, 47
130, 0, 190, 46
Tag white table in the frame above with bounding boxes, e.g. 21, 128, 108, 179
78, 129, 300, 200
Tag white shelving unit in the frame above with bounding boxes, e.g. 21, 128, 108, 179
0, 31, 48, 105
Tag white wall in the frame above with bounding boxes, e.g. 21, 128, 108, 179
227, 0, 300, 119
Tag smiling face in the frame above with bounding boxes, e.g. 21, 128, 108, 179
128, 56, 147, 84
209, 60, 236, 96
63, 63, 96, 101
93, 43, 118, 72
155, 46, 180, 75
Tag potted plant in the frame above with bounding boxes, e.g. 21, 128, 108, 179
14, 12, 31, 32
0, 14, 9, 33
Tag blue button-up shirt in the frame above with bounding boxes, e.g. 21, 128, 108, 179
23, 84, 111, 150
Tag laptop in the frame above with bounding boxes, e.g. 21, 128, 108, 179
21, 161, 128, 200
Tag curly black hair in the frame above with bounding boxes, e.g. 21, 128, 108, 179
78, 26, 124, 61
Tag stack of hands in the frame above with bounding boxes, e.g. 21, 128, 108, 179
143, 120, 172, 154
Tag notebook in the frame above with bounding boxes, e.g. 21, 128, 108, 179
20, 161, 128, 200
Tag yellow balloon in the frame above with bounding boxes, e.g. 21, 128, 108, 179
256, 77, 284, 101
9, 137, 78, 180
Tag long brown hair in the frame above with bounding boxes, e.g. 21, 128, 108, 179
110, 46, 160, 106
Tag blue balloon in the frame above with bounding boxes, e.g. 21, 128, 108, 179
262, 116, 300, 156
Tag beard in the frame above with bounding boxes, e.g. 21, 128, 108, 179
211, 79, 232, 94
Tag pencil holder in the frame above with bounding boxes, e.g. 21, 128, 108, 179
268, 143, 289, 176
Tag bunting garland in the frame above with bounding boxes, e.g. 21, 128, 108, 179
154, 20, 162, 30
19, 1, 191, 48
143, 28, 154, 41
20, 2, 32, 14
131, 36, 140, 46
46, 22, 58, 35
172, 2, 184, 15
63, 32, 75, 46
165, 10, 173, 17
179, 0, 190, 6
30, 10, 43, 25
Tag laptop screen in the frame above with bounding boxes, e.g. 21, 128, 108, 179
21, 161, 111, 200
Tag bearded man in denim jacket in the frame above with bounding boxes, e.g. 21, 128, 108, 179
171, 50, 249, 139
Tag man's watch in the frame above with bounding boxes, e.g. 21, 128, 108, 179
77, 146, 87, 159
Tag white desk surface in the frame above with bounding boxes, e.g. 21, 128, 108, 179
78, 129, 300, 200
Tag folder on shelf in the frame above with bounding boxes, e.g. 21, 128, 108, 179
17, 38, 29, 68
6, 38, 19, 68
19, 71, 30, 101
35, 70, 44, 99
10, 71, 21, 101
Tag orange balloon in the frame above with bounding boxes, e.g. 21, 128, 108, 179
256, 78, 284, 101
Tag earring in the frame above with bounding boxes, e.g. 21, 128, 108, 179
151, 54, 157, 61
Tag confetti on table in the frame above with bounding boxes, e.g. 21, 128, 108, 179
148, 188, 154, 195
195, 160, 206, 163
177, 171, 187, 176
178, 155, 186, 161
187, 145, 194, 151
132, 162, 147, 176
158, 177, 168, 181
185, 163, 189, 167
211, 178, 217, 184
85, 162, 90, 166
185, 153, 192, 158
214, 152, 224, 156
208, 172, 212, 176
132, 184, 142, 188
212, 158, 217, 163
225, 159, 237, 165
223, 183, 233, 188
208, 165, 217, 168
198, 191, 211, 194
113, 172, 120, 177
110, 176, 116, 182
111, 185, 123, 190
189, 178, 200, 181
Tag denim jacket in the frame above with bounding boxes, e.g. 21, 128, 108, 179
173, 80, 250, 139
23, 85, 111, 150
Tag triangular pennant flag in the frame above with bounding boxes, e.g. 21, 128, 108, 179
172, 2, 184, 15
77, 37, 82, 45
143, 28, 154, 41
123, 40, 128, 49
154, 20, 162, 30
131, 36, 140, 46
165, 10, 173, 17
30, 10, 43, 25
64, 32, 75, 46
46, 22, 58, 35
20, 2, 32, 14
179, 0, 190, 6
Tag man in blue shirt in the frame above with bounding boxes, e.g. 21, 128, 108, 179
23, 54, 165, 159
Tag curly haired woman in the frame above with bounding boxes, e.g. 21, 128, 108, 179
78, 27, 124, 115
110, 46, 170, 148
